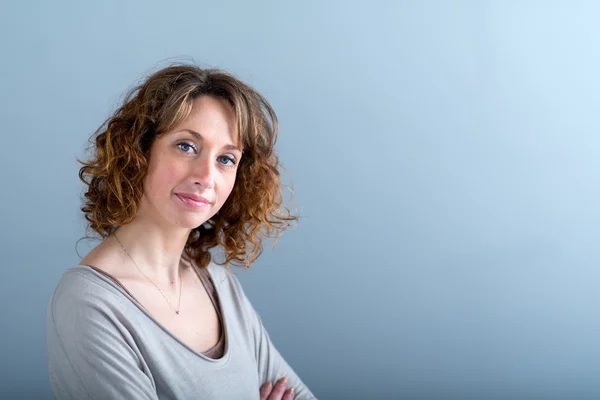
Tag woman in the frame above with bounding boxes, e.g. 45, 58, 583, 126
46, 64, 316, 399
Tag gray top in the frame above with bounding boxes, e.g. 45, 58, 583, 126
46, 264, 316, 399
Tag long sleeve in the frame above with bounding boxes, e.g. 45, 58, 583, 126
229, 273, 317, 400
46, 276, 159, 400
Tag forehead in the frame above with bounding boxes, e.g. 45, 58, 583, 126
163, 96, 241, 147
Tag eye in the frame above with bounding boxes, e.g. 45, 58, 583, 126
176, 141, 197, 154
218, 155, 237, 168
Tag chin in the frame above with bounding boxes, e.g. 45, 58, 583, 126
177, 220, 208, 231
166, 207, 214, 229
188, 214, 216, 229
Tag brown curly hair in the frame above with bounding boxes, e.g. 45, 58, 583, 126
79, 63, 297, 269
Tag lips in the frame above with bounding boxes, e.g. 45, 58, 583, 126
175, 193, 211, 208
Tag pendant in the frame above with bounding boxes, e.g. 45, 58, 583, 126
176, 311, 180, 315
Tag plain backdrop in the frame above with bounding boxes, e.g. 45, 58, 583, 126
2, 1, 600, 399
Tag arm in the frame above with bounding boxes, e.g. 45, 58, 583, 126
46, 279, 159, 400
230, 273, 317, 400
254, 316, 317, 399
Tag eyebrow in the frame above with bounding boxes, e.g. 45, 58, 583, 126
179, 129, 241, 152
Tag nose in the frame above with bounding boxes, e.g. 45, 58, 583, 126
192, 155, 215, 189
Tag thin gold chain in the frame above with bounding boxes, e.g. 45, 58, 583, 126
113, 233, 183, 315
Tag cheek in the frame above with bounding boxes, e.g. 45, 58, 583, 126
146, 164, 183, 198
217, 173, 238, 204
162, 164, 182, 183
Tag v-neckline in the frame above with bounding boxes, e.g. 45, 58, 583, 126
75, 263, 231, 364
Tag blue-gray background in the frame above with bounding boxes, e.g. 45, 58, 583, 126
1, 1, 599, 399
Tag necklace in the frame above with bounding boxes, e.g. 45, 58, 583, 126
113, 232, 183, 315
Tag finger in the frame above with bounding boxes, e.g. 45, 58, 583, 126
282, 387, 296, 400
267, 377, 288, 400
259, 381, 273, 400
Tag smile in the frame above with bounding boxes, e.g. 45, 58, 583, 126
175, 193, 210, 209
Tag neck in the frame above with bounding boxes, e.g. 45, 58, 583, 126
111, 214, 192, 284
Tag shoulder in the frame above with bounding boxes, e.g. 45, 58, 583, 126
205, 262, 246, 294
51, 266, 123, 303
48, 266, 129, 330
46, 268, 148, 397
79, 238, 130, 279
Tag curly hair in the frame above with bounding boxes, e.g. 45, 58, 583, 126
79, 63, 297, 269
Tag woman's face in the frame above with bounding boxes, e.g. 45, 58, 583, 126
138, 95, 242, 230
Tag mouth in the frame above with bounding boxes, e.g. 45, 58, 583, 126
175, 193, 211, 209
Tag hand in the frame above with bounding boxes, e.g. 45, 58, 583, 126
260, 377, 295, 400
